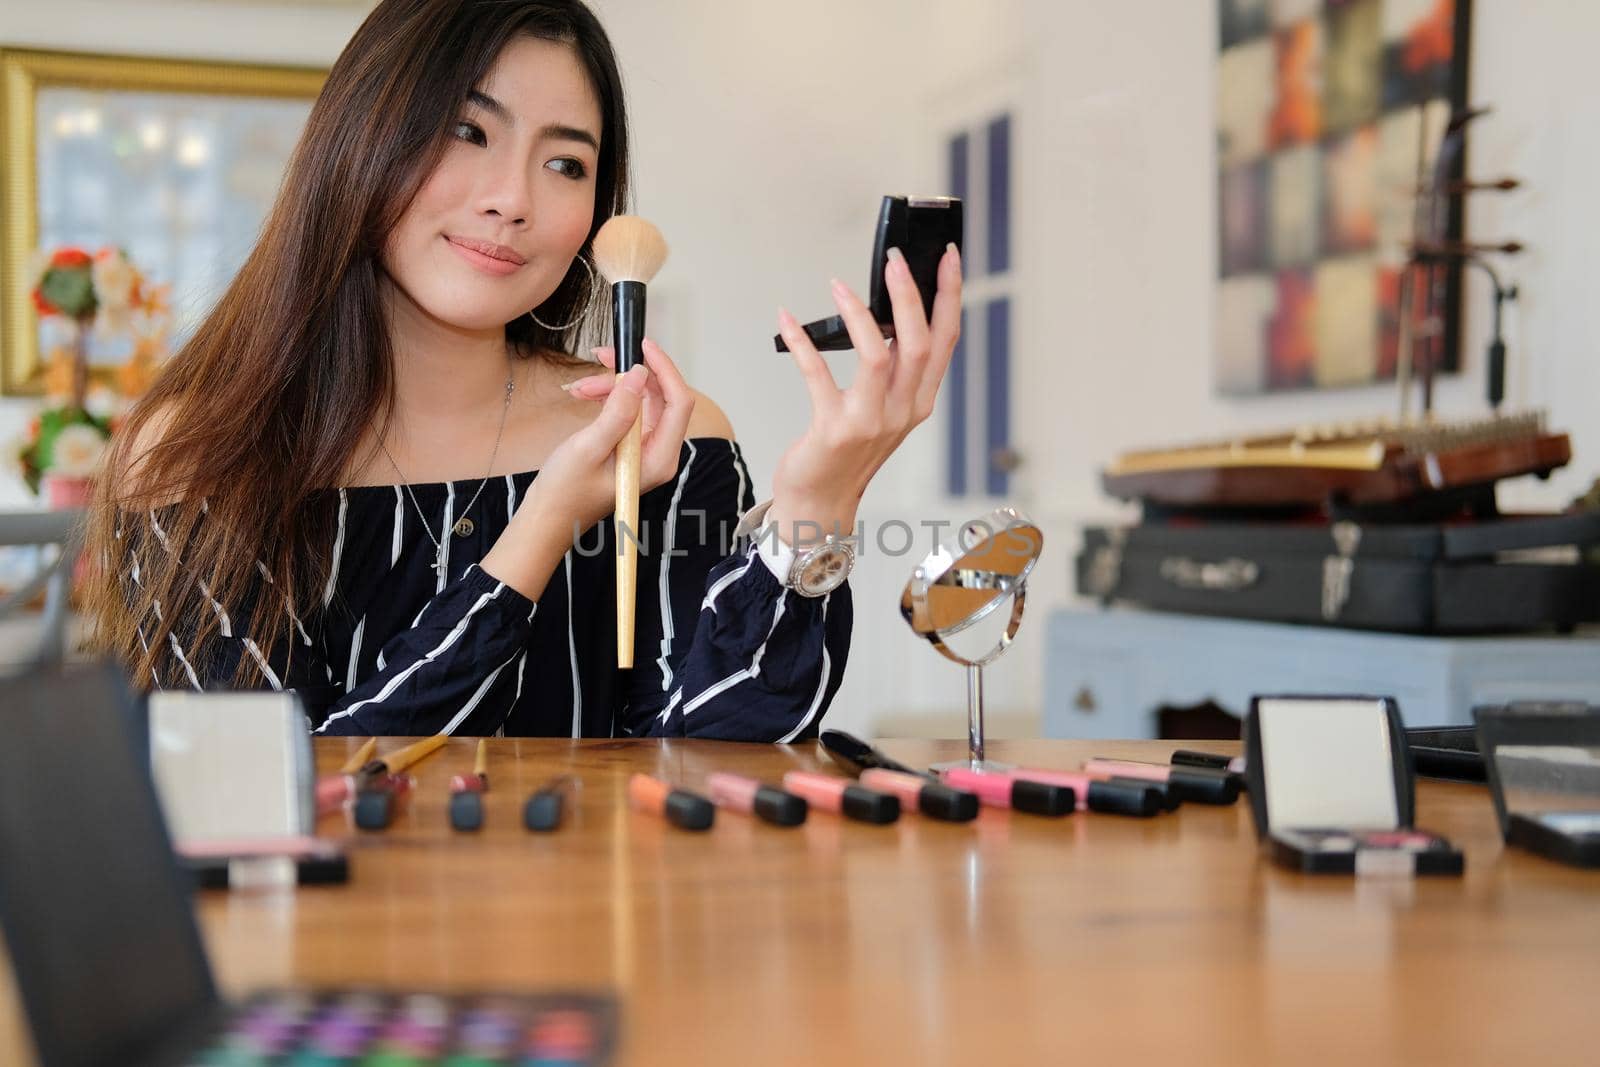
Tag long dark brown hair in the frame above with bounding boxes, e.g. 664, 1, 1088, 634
83, 0, 631, 688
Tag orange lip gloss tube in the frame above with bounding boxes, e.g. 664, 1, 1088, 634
629, 773, 715, 831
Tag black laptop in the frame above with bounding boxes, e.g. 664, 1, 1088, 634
0, 666, 617, 1067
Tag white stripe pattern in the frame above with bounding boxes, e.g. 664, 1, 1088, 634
323, 490, 347, 607
436, 483, 454, 592
655, 440, 697, 691
315, 581, 514, 733
565, 551, 583, 738
168, 633, 201, 689
682, 596, 787, 717
243, 639, 282, 690
390, 487, 404, 567
700, 550, 757, 614
778, 593, 833, 743
256, 561, 313, 646
441, 652, 518, 735
347, 616, 365, 692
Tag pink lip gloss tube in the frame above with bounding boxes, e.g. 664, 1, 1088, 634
859, 768, 978, 822
1083, 758, 1240, 805
782, 771, 899, 824
706, 772, 808, 827
1007, 768, 1162, 817
941, 768, 1074, 817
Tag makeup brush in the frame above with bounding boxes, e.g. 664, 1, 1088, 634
591, 215, 670, 669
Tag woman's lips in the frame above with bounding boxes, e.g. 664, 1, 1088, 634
444, 236, 524, 276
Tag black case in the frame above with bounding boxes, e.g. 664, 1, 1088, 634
1077, 511, 1600, 634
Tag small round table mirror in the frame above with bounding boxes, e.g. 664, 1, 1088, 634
900, 506, 1043, 772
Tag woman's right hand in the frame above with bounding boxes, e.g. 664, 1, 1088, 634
480, 337, 695, 600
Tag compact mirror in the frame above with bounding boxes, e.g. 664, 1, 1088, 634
900, 506, 1043, 771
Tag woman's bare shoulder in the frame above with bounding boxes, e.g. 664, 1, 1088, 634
687, 389, 734, 441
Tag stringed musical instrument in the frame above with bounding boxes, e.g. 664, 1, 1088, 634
1103, 411, 1570, 510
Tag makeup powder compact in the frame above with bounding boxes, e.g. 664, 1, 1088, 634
1244, 695, 1464, 877
775, 194, 963, 352
1475, 700, 1600, 868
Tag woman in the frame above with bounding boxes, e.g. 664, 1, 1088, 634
83, 0, 960, 740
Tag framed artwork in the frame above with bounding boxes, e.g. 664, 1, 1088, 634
1215, 0, 1472, 394
0, 48, 325, 395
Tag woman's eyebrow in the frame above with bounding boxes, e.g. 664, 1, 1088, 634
466, 89, 598, 150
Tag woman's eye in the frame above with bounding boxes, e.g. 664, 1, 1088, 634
452, 121, 486, 146
546, 158, 588, 180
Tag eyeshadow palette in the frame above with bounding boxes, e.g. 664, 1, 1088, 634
191, 989, 618, 1065
1269, 829, 1465, 876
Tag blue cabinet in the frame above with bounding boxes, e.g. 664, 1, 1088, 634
1044, 608, 1600, 739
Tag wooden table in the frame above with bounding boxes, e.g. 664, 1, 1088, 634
4, 738, 1598, 1065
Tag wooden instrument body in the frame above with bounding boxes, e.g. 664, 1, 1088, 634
1103, 421, 1571, 510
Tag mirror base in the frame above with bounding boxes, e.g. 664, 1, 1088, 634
929, 758, 1016, 774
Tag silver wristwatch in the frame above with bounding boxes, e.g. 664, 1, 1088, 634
734, 499, 857, 598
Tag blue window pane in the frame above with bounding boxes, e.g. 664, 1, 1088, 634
986, 114, 1010, 275
985, 298, 1010, 496
946, 309, 968, 496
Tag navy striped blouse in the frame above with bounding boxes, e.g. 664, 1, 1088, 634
127, 438, 853, 740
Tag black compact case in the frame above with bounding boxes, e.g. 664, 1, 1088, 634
1245, 694, 1463, 876
1474, 700, 1600, 868
776, 194, 963, 352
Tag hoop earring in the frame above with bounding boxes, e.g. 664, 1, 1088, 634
527, 254, 597, 332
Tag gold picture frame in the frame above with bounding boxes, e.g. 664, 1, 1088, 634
0, 48, 326, 396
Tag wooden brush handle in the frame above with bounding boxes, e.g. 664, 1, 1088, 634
615, 414, 643, 668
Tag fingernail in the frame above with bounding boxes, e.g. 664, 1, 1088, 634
778, 306, 795, 327
886, 247, 905, 270
623, 365, 648, 393
830, 278, 849, 300
946, 242, 961, 266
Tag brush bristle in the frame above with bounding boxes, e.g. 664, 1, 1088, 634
591, 216, 669, 284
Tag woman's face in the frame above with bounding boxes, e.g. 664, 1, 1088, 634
381, 36, 602, 334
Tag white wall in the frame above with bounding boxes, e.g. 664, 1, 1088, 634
2, 0, 1595, 737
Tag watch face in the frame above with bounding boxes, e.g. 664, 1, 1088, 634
795, 542, 854, 597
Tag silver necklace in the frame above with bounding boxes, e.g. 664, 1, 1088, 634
377, 367, 515, 576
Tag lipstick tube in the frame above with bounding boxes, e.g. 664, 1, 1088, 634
706, 773, 808, 827
1170, 749, 1245, 774
1170, 750, 1248, 790
941, 767, 1074, 817
317, 772, 411, 819
859, 768, 978, 822
628, 773, 715, 831
781, 771, 899, 824
524, 775, 578, 833
352, 774, 414, 831
1008, 768, 1162, 817
1083, 758, 1241, 805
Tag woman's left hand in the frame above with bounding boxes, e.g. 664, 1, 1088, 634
768, 242, 963, 545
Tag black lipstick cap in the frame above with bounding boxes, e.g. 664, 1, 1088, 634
353, 789, 393, 831
1110, 776, 1181, 812
1089, 779, 1162, 817
841, 785, 900, 824
918, 783, 980, 822
1010, 779, 1075, 817
1168, 767, 1242, 805
1171, 750, 1233, 771
523, 791, 565, 832
665, 789, 716, 831
753, 786, 808, 827
449, 791, 484, 832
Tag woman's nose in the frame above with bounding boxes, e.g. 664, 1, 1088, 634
478, 165, 532, 227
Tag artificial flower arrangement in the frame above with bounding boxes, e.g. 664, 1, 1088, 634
15, 245, 170, 499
